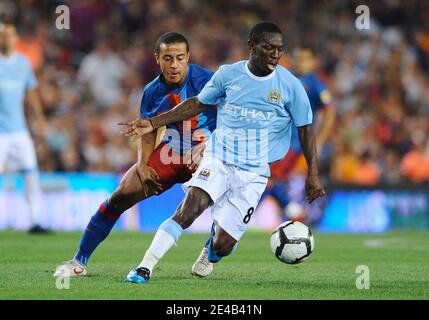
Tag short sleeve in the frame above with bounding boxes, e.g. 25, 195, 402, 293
288, 78, 313, 127
140, 89, 173, 118
190, 65, 214, 93
197, 66, 226, 105
195, 71, 213, 92
140, 90, 155, 118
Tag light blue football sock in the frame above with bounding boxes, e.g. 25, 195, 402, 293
158, 218, 183, 242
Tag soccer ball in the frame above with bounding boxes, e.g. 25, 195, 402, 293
270, 221, 314, 264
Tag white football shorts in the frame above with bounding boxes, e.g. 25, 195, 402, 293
184, 156, 268, 241
0, 131, 38, 172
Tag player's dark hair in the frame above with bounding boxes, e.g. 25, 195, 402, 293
249, 22, 283, 45
155, 32, 189, 54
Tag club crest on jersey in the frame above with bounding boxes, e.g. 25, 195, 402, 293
197, 168, 211, 180
268, 90, 281, 104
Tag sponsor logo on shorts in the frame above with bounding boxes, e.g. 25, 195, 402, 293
197, 168, 211, 180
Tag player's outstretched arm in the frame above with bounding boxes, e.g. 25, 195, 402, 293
297, 124, 326, 203
119, 97, 208, 138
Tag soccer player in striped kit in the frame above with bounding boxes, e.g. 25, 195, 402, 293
55, 32, 217, 277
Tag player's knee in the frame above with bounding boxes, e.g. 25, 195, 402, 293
173, 189, 210, 229
109, 184, 141, 212
173, 205, 200, 229
110, 185, 126, 204
189, 187, 212, 210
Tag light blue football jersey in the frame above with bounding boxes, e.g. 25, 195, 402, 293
0, 52, 37, 133
197, 60, 312, 177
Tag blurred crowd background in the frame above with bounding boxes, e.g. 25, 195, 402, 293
1, 0, 428, 185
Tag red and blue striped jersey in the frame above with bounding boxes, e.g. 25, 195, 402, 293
140, 64, 217, 155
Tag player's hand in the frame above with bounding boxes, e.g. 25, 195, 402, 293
186, 143, 206, 171
136, 164, 163, 195
304, 174, 326, 204
118, 118, 154, 138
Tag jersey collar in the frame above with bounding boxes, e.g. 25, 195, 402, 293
245, 61, 276, 81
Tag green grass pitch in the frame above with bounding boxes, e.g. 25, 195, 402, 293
0, 230, 428, 299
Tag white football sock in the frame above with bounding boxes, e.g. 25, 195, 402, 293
138, 229, 176, 273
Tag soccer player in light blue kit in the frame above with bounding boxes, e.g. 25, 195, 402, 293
120, 22, 325, 283
0, 23, 48, 233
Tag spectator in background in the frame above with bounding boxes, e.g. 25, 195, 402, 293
331, 141, 360, 184
15, 21, 49, 72
70, 0, 98, 53
77, 37, 127, 111
401, 130, 429, 183
381, 149, 403, 184
355, 151, 381, 186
